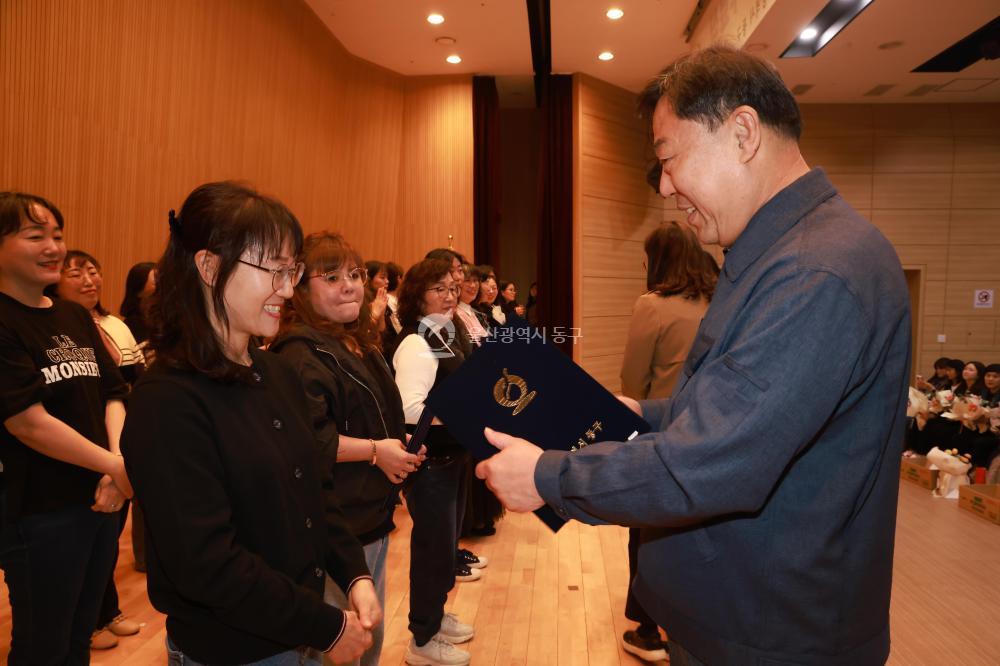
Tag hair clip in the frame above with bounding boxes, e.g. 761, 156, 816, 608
168, 209, 181, 235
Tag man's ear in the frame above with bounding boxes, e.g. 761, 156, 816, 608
194, 250, 219, 287
730, 105, 761, 163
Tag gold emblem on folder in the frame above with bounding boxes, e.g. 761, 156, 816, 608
493, 368, 537, 416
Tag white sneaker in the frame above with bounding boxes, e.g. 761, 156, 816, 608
405, 636, 471, 665
438, 612, 474, 643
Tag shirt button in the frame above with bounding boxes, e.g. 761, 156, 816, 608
272, 418, 283, 430
314, 567, 324, 578
293, 467, 303, 479
252, 372, 262, 382
305, 517, 313, 529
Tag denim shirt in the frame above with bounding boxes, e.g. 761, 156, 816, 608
535, 169, 911, 664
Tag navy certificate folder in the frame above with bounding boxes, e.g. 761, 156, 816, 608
424, 333, 650, 531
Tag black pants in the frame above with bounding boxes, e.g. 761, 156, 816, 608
0, 504, 117, 665
625, 528, 660, 632
96, 499, 130, 628
406, 453, 468, 645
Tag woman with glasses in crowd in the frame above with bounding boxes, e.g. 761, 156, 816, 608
388, 258, 475, 666
120, 182, 378, 665
272, 232, 424, 666
0, 192, 132, 665
48, 248, 146, 648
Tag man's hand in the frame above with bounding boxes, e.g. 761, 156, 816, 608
348, 578, 382, 630
327, 610, 372, 663
618, 395, 641, 416
475, 427, 545, 512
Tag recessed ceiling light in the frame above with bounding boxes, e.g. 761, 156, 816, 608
446, 54, 462, 64
427, 13, 444, 25
606, 8, 624, 20
878, 40, 903, 50
598, 51, 614, 61
435, 36, 456, 45
799, 27, 818, 41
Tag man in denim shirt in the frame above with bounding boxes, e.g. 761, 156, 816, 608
477, 46, 910, 665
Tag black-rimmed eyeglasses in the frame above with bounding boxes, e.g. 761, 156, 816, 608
237, 259, 305, 291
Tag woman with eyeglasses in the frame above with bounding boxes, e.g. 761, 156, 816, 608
48, 249, 146, 648
387, 258, 474, 666
271, 232, 424, 666
0, 192, 132, 665
120, 182, 378, 665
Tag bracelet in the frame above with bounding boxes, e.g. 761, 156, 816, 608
369, 439, 377, 466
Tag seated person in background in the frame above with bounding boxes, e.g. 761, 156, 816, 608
121, 181, 377, 665
915, 357, 952, 393
951, 363, 1000, 469
955, 361, 985, 397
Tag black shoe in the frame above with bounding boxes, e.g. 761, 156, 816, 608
454, 563, 482, 582
457, 548, 488, 569
622, 630, 668, 662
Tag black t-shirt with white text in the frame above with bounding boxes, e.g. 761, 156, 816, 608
0, 292, 127, 520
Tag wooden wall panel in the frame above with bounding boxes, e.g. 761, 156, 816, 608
869, 210, 949, 246
954, 137, 1000, 173
580, 197, 670, 242
873, 137, 954, 173
393, 76, 474, 269
871, 105, 953, 136
952, 174, 1000, 208
949, 210, 1000, 244
0, 0, 472, 308
872, 174, 953, 209
575, 75, 669, 390
581, 277, 647, 318
581, 236, 644, 279
799, 136, 873, 173
579, 316, 632, 358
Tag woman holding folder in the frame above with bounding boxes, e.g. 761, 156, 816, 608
272, 231, 423, 666
388, 257, 474, 666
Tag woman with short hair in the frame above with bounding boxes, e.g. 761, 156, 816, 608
388, 258, 474, 666
0, 192, 131, 665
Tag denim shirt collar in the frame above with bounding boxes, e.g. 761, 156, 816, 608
722, 167, 838, 283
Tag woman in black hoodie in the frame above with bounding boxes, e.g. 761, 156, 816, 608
271, 232, 424, 666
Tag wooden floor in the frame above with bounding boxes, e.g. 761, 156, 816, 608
1, 480, 999, 665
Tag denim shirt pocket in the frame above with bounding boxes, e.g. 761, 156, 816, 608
683, 331, 716, 378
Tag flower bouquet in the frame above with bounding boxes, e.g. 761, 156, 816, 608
926, 447, 971, 499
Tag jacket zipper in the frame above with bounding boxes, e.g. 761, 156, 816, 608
314, 346, 391, 440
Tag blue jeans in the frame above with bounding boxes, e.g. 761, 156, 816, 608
166, 638, 322, 666
0, 504, 118, 665
324, 534, 389, 666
